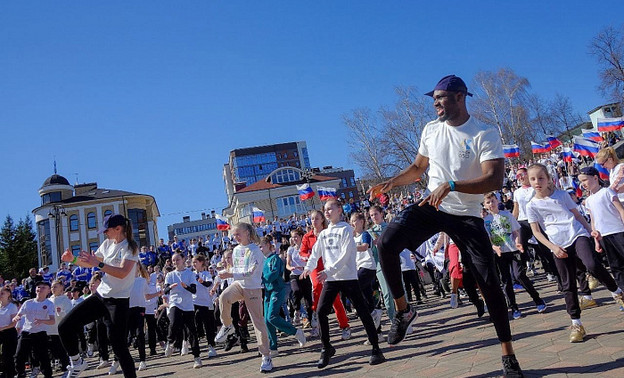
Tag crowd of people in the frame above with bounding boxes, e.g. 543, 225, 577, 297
1, 74, 624, 378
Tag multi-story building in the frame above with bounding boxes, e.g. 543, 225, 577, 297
167, 212, 220, 242
32, 173, 160, 272
311, 166, 359, 200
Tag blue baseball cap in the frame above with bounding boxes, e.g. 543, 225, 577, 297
425, 75, 473, 97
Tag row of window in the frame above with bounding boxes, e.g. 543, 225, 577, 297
233, 152, 277, 168
276, 195, 306, 217
71, 242, 100, 254
271, 168, 301, 184
68, 210, 113, 231
174, 222, 217, 235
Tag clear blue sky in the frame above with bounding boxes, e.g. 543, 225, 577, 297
1, 1, 622, 239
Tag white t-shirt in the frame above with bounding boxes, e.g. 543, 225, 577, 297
0, 302, 18, 328
305, 221, 358, 281
165, 269, 196, 312
287, 246, 305, 275
400, 249, 417, 272
526, 189, 589, 248
48, 295, 72, 336
145, 282, 160, 315
17, 298, 54, 333
95, 239, 139, 298
129, 277, 148, 308
584, 187, 624, 237
418, 116, 504, 217
513, 186, 534, 221
610, 163, 624, 202
354, 231, 376, 271
483, 210, 521, 253
193, 270, 214, 309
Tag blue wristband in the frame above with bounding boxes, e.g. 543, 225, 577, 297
448, 180, 456, 191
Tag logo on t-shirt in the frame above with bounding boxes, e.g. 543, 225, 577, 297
459, 139, 473, 159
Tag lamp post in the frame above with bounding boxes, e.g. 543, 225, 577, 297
48, 205, 67, 268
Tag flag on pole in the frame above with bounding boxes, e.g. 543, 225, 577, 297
503, 144, 520, 158
597, 117, 624, 132
547, 135, 562, 150
252, 207, 265, 223
215, 214, 231, 231
296, 183, 315, 200
572, 136, 600, 158
562, 147, 574, 163
594, 162, 610, 180
571, 180, 583, 198
582, 128, 603, 142
318, 186, 337, 201
531, 141, 548, 154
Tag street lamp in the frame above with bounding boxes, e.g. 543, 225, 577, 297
48, 205, 67, 267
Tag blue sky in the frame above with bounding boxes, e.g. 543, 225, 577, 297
1, 1, 622, 239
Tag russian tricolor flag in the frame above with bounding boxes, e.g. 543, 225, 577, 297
318, 186, 337, 201
215, 214, 231, 231
582, 129, 603, 142
503, 144, 520, 158
562, 147, 573, 163
597, 117, 624, 132
594, 162, 610, 180
547, 135, 562, 150
297, 183, 315, 200
571, 179, 583, 198
573, 136, 600, 158
252, 207, 265, 223
531, 141, 548, 154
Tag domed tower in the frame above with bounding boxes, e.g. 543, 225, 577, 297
38, 174, 74, 205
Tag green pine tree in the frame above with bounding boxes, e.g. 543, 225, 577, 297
0, 215, 39, 280
0, 215, 16, 279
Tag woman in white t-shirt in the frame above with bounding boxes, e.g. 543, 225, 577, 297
596, 147, 624, 202
579, 166, 624, 309
0, 285, 18, 377
58, 214, 139, 377
526, 164, 623, 343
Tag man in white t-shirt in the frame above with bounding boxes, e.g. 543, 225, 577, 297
369, 74, 522, 377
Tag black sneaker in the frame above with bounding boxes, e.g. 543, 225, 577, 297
502, 354, 524, 378
476, 299, 486, 318
317, 345, 336, 369
369, 347, 386, 365
240, 342, 249, 353
387, 305, 418, 345
224, 335, 239, 352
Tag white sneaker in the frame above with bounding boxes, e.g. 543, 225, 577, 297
215, 324, 235, 343
29, 367, 40, 378
97, 359, 110, 370
450, 293, 458, 309
310, 312, 318, 328
66, 357, 88, 377
207, 345, 217, 358
164, 342, 174, 357
371, 309, 382, 330
193, 357, 202, 369
341, 327, 352, 340
108, 361, 119, 375
181, 340, 190, 356
295, 328, 307, 347
260, 356, 273, 373
86, 344, 94, 358
270, 349, 279, 357
547, 274, 555, 282
138, 361, 147, 371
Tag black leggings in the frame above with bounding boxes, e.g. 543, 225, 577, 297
358, 267, 377, 312
48, 334, 69, 372
127, 307, 146, 362
518, 220, 558, 276
402, 269, 423, 302
289, 274, 313, 318
144, 313, 157, 354
86, 319, 109, 361
194, 305, 216, 347
0, 328, 17, 378
378, 203, 512, 343
495, 252, 542, 309
601, 232, 624, 290
317, 280, 379, 349
59, 295, 135, 378
167, 306, 200, 357
15, 331, 51, 378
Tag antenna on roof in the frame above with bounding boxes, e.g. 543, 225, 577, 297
53, 157, 57, 174
74, 173, 79, 185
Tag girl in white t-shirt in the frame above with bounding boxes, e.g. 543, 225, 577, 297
286, 227, 313, 326
596, 147, 624, 201
526, 164, 622, 343
58, 214, 139, 377
579, 166, 624, 310
192, 254, 217, 358
0, 285, 18, 377
164, 252, 202, 368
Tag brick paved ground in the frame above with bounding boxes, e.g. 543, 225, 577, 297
70, 274, 624, 377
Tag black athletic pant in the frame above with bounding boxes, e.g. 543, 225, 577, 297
0, 328, 17, 378
59, 295, 135, 378
144, 313, 157, 354
194, 305, 216, 347
402, 269, 422, 302
289, 274, 313, 318
15, 331, 52, 378
378, 203, 512, 343
317, 279, 378, 349
48, 334, 69, 372
127, 307, 146, 362
495, 251, 542, 309
167, 306, 200, 358
518, 220, 558, 277
601, 232, 624, 290
357, 267, 377, 313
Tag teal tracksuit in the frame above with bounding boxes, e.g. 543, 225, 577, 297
263, 252, 297, 351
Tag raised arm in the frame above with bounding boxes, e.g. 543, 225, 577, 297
368, 154, 429, 200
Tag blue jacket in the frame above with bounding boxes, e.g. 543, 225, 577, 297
262, 253, 285, 293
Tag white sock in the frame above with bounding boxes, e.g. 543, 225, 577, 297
583, 295, 593, 300
571, 319, 582, 326
611, 288, 622, 296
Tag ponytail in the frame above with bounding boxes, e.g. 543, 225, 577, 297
124, 219, 139, 256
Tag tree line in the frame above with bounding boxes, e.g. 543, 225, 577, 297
346, 24, 624, 181
0, 215, 39, 281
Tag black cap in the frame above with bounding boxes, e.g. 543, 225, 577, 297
98, 214, 127, 234
579, 166, 599, 177
425, 74, 473, 97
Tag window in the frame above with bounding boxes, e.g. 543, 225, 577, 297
104, 209, 112, 217
87, 212, 96, 229
71, 245, 81, 255
341, 192, 346, 199
128, 208, 150, 249
89, 242, 99, 253
41, 192, 62, 205
37, 220, 52, 267
349, 191, 354, 198
271, 168, 301, 184
276, 195, 306, 217
341, 178, 348, 188
349, 177, 356, 187
69, 214, 79, 231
